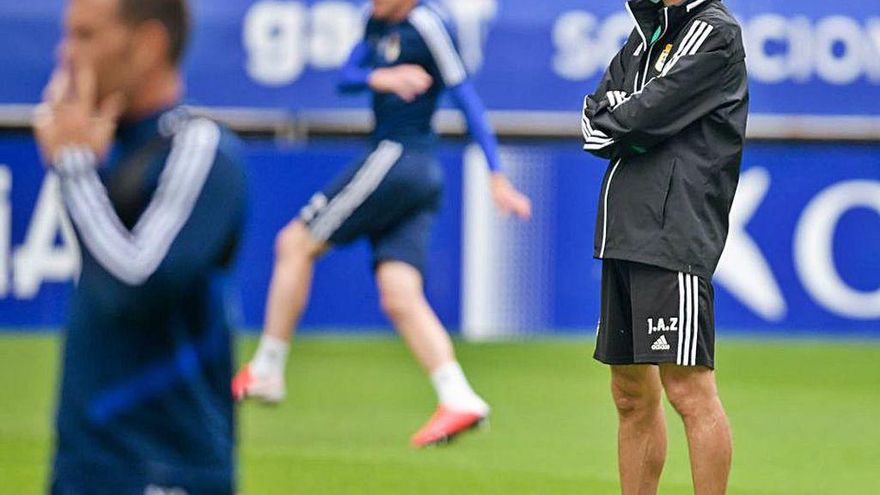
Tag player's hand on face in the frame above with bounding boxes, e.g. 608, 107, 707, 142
369, 64, 433, 102
33, 64, 124, 166
490, 172, 532, 220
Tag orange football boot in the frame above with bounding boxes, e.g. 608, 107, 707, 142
411, 405, 488, 447
231, 364, 286, 403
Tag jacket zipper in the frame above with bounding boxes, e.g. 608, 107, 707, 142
639, 44, 656, 91
601, 11, 669, 258
631, 7, 669, 92
600, 21, 656, 258
599, 158, 622, 258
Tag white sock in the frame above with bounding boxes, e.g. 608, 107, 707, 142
430, 361, 490, 415
250, 335, 290, 378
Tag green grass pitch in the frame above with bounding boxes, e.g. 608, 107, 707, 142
0, 333, 878, 494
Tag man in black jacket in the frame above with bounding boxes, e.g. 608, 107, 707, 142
582, 0, 748, 493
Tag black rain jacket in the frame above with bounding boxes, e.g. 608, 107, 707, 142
582, 0, 749, 279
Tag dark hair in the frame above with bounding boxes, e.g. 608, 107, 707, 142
119, 0, 190, 66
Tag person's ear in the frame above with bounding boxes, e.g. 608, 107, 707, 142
130, 20, 172, 72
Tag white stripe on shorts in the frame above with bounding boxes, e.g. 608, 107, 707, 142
691, 274, 700, 366
309, 141, 404, 242
677, 272, 685, 365
682, 274, 693, 366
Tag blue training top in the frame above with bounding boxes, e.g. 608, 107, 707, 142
50, 107, 247, 494
338, 1, 502, 171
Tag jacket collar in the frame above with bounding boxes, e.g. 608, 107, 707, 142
115, 104, 188, 150
626, 0, 717, 49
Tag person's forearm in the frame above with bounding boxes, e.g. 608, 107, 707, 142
450, 82, 500, 172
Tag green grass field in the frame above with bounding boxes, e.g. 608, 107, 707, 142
0, 333, 878, 494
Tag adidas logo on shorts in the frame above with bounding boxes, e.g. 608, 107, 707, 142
651, 335, 671, 351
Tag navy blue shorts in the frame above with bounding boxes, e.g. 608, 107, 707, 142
300, 140, 443, 276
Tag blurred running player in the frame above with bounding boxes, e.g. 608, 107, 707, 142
233, 0, 530, 447
34, 0, 246, 492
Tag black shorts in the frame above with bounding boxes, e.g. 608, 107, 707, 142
594, 259, 716, 368
300, 140, 443, 276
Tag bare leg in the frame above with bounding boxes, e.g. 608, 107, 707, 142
375, 261, 454, 373
660, 365, 732, 495
376, 260, 488, 450
262, 220, 326, 342
611, 365, 667, 495
233, 220, 327, 401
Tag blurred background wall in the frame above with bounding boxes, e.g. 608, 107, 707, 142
1, 0, 878, 336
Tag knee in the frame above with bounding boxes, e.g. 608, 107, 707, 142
378, 286, 417, 321
663, 375, 716, 419
376, 263, 425, 321
274, 222, 314, 261
611, 375, 660, 420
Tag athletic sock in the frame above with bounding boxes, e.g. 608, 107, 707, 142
430, 361, 490, 415
250, 334, 290, 378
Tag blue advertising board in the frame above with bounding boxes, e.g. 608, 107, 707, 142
0, 0, 878, 115
1, 136, 878, 335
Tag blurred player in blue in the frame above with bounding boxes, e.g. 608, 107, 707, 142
34, 0, 246, 492
233, 0, 531, 447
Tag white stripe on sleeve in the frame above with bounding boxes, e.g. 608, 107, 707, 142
582, 94, 615, 150
660, 21, 704, 76
408, 6, 467, 86
582, 112, 610, 139
607, 91, 618, 108
581, 118, 593, 143
688, 24, 714, 56
662, 21, 714, 77
57, 118, 221, 286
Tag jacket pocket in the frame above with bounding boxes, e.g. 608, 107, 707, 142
596, 158, 624, 258
621, 154, 676, 228
660, 159, 677, 229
